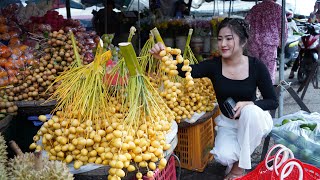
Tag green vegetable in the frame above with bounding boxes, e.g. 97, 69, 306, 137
282, 119, 292, 125
308, 123, 317, 131
301, 127, 311, 131
300, 123, 317, 131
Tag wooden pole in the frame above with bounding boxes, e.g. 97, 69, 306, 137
9, 140, 23, 156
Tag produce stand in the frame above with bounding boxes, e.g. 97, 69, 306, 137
74, 155, 175, 180
0, 101, 56, 157
73, 136, 178, 179
261, 82, 311, 162
271, 111, 320, 167
14, 100, 57, 116
0, 114, 13, 133
177, 105, 219, 128
74, 155, 177, 180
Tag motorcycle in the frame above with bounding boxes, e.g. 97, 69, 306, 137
277, 10, 300, 70
291, 23, 320, 84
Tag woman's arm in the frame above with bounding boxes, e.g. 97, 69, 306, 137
254, 60, 279, 110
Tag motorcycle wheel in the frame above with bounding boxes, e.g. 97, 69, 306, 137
298, 67, 309, 83
312, 66, 319, 88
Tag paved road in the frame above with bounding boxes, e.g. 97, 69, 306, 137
275, 66, 320, 115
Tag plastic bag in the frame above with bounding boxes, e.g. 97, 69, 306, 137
271, 111, 320, 167
4, 58, 23, 70
0, 43, 12, 58
10, 47, 22, 60
0, 24, 8, 33
8, 37, 21, 47
0, 67, 9, 86
0, 57, 6, 67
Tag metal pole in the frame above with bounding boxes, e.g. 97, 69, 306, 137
228, 0, 232, 17
223, 0, 225, 14
187, 0, 192, 16
217, 0, 219, 16
278, 0, 286, 117
66, 0, 71, 19
213, 0, 215, 16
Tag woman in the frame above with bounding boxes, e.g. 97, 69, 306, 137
150, 18, 278, 179
245, 0, 287, 85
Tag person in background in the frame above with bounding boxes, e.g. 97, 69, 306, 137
174, 0, 188, 18
150, 18, 278, 180
245, 0, 288, 85
309, 0, 320, 23
92, 0, 119, 36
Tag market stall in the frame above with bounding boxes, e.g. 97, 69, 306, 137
2, 0, 317, 179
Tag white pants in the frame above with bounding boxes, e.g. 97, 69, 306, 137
210, 104, 273, 174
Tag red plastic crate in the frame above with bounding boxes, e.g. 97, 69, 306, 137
143, 155, 176, 180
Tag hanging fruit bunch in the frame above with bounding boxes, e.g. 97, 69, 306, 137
146, 28, 216, 123
103, 42, 174, 180
29, 31, 175, 180
29, 32, 113, 169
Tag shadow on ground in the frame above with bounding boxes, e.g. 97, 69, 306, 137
178, 161, 226, 180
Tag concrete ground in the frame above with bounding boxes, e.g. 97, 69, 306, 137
178, 65, 320, 180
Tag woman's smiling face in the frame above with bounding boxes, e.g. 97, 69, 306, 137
218, 27, 243, 59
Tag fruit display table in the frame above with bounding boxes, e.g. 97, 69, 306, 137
0, 115, 13, 133
14, 100, 57, 116
73, 137, 178, 180
177, 105, 219, 128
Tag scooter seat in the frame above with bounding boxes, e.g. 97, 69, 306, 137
309, 23, 320, 35
313, 29, 320, 35
287, 35, 301, 44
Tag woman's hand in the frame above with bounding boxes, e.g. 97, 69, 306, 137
149, 42, 165, 60
233, 101, 254, 119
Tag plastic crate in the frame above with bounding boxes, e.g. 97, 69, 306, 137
143, 155, 176, 180
174, 117, 214, 172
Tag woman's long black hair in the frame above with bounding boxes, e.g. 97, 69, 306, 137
217, 18, 250, 45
